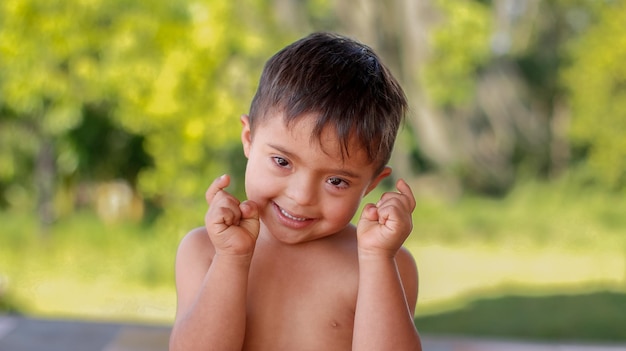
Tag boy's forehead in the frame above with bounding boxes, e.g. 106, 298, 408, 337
254, 112, 372, 165
287, 114, 356, 149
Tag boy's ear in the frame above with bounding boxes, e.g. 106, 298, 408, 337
365, 166, 392, 196
241, 114, 252, 158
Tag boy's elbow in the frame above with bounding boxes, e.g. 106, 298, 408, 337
169, 326, 190, 351
168, 329, 181, 351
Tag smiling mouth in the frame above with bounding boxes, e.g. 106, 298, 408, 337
277, 205, 309, 222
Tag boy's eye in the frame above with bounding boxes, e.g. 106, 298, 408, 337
327, 177, 348, 188
272, 156, 290, 167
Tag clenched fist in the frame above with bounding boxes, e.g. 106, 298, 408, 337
356, 179, 416, 258
205, 174, 260, 258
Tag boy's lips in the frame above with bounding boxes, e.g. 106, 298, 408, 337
272, 202, 311, 222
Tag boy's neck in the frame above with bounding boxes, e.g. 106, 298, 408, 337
256, 222, 356, 250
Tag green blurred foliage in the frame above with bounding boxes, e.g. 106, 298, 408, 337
1, 0, 625, 233
420, 0, 625, 194
0, 0, 292, 230
564, 0, 626, 189
422, 0, 492, 108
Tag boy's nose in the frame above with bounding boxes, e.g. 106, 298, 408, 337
286, 176, 318, 206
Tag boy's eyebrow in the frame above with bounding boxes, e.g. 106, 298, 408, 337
267, 143, 362, 179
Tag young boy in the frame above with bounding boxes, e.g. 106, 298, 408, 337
170, 32, 421, 351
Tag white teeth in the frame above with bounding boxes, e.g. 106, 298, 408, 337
280, 208, 307, 221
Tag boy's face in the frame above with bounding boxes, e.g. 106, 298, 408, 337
241, 112, 390, 245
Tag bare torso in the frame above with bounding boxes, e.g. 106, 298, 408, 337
242, 231, 359, 350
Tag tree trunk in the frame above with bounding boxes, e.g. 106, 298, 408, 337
35, 136, 56, 236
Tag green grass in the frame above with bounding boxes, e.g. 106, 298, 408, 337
372, 176, 626, 342
1, 175, 625, 341
416, 290, 626, 342
0, 210, 180, 324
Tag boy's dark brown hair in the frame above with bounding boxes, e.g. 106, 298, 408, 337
248, 32, 407, 174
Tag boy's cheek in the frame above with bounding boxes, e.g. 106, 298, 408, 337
244, 170, 267, 204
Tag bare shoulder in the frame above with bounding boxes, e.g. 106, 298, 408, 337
176, 227, 215, 271
174, 227, 215, 318
396, 246, 417, 273
396, 246, 419, 314
178, 226, 213, 251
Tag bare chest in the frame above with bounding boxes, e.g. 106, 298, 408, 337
242, 249, 358, 350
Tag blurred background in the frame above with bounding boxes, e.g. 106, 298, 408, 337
0, 0, 625, 345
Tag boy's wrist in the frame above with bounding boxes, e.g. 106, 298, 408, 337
357, 247, 398, 261
213, 252, 254, 266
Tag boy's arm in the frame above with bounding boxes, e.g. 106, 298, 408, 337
353, 247, 420, 350
169, 175, 259, 351
353, 179, 422, 350
169, 229, 252, 351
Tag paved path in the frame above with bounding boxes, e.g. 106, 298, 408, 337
1, 315, 625, 351
0, 316, 169, 351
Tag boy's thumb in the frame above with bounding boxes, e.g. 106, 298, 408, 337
239, 200, 260, 238
359, 203, 379, 222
